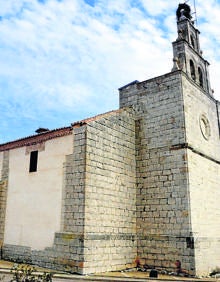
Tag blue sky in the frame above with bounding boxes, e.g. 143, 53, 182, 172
1, 0, 220, 143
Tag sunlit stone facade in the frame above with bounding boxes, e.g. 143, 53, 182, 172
0, 4, 220, 276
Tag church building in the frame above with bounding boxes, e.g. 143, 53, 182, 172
0, 3, 220, 277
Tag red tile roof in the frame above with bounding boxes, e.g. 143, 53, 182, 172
0, 126, 72, 152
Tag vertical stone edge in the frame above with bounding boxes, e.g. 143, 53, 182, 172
0, 151, 9, 257
50, 125, 87, 273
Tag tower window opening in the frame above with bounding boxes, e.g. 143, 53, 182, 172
190, 60, 196, 81
198, 67, 204, 88
190, 35, 195, 49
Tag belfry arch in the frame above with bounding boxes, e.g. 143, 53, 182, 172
190, 59, 196, 81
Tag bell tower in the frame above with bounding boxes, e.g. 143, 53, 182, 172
172, 3, 212, 95
119, 2, 220, 276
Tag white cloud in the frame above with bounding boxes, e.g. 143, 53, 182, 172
0, 0, 220, 143
141, 0, 177, 16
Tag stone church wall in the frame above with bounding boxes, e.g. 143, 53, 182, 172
183, 75, 220, 159
83, 108, 137, 274
120, 71, 195, 273
0, 110, 137, 274
217, 101, 220, 133
1, 3, 220, 276
1, 70, 219, 275
0, 151, 9, 250
0, 152, 3, 180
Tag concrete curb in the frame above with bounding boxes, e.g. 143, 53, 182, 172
0, 268, 218, 282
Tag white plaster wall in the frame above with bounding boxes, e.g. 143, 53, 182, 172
0, 152, 3, 179
183, 77, 220, 236
188, 151, 220, 275
4, 134, 73, 250
183, 77, 220, 275
188, 151, 220, 237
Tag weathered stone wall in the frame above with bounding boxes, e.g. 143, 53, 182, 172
0, 152, 3, 180
119, 71, 195, 273
217, 101, 220, 135
61, 126, 86, 235
53, 125, 87, 273
0, 151, 9, 253
83, 108, 137, 274
183, 75, 220, 159
2, 232, 84, 273
183, 75, 220, 276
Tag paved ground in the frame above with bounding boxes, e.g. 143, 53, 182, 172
0, 260, 219, 282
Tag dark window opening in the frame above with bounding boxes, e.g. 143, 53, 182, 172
29, 151, 38, 172
198, 67, 204, 88
190, 60, 196, 81
186, 237, 194, 249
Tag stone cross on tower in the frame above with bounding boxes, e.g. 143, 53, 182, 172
172, 3, 212, 95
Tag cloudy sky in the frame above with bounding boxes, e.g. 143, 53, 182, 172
1, 0, 220, 143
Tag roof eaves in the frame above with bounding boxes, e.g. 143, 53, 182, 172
0, 126, 72, 152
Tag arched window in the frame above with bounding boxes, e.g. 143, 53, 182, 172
198, 67, 204, 88
190, 35, 195, 49
190, 60, 196, 81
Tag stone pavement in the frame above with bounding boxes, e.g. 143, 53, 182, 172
0, 260, 219, 282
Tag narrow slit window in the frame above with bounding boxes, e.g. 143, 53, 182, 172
190, 35, 195, 49
190, 60, 196, 81
29, 151, 38, 172
198, 67, 204, 88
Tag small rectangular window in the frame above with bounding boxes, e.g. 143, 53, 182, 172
29, 151, 38, 172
